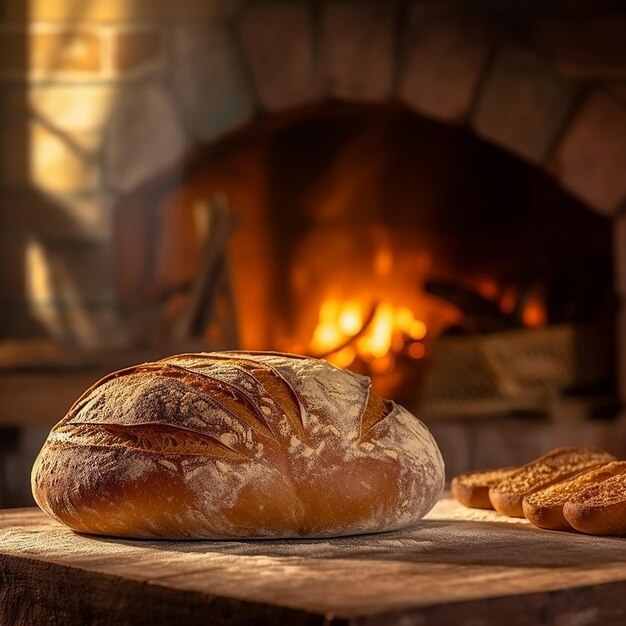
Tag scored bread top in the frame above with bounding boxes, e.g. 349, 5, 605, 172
36, 351, 445, 538
54, 351, 392, 452
490, 447, 616, 497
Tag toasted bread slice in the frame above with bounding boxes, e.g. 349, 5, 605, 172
563, 471, 626, 535
451, 466, 519, 509
523, 461, 626, 531
489, 447, 616, 518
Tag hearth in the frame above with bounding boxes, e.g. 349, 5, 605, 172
117, 101, 615, 416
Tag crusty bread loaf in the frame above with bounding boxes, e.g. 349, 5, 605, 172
522, 461, 626, 531
31, 351, 445, 539
488, 447, 616, 518
563, 471, 626, 535
451, 466, 518, 509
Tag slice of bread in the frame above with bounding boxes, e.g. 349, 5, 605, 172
451, 466, 519, 509
522, 461, 626, 531
563, 471, 626, 535
489, 447, 616, 518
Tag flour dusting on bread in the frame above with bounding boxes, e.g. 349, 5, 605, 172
32, 351, 444, 539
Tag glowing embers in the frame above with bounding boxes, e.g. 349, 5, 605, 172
309, 299, 429, 373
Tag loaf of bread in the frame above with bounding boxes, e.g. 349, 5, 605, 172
451, 466, 518, 509
488, 447, 616, 518
563, 470, 626, 535
31, 351, 445, 539
522, 461, 626, 531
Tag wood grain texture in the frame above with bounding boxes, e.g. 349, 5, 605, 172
3, 499, 626, 625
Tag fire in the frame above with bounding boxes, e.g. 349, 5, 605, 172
522, 295, 547, 328
310, 299, 428, 370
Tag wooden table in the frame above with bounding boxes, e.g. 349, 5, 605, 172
2, 498, 626, 625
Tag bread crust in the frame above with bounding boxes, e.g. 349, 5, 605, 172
522, 461, 626, 531
451, 467, 518, 509
32, 351, 445, 539
563, 472, 626, 535
488, 447, 616, 518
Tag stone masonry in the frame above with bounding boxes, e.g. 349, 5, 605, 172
0, 0, 624, 395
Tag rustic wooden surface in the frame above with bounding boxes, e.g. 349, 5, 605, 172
3, 499, 626, 625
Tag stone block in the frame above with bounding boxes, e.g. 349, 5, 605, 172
473, 44, 578, 165
399, 3, 493, 123
106, 82, 188, 192
1, 86, 103, 192
531, 16, 626, 79
322, 1, 395, 101
31, 29, 102, 75
2, 125, 99, 193
112, 28, 164, 75
0, 27, 103, 79
550, 91, 626, 215
172, 25, 254, 142
238, 2, 321, 111
28, 85, 115, 150
31, 122, 100, 193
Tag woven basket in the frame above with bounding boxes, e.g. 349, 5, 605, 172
418, 324, 610, 419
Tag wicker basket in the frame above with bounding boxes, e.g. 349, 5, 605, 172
418, 324, 610, 419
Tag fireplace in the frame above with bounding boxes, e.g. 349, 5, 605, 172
2, 0, 626, 502
117, 101, 615, 415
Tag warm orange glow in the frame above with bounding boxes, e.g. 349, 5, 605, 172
310, 323, 343, 353
394, 307, 414, 329
408, 341, 426, 359
364, 303, 394, 358
309, 297, 431, 369
338, 303, 363, 336
327, 346, 357, 368
374, 247, 393, 276
407, 319, 427, 340
500, 288, 516, 314
370, 353, 395, 374
477, 279, 499, 300
522, 297, 547, 328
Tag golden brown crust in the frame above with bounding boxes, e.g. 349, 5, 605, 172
32, 351, 445, 539
522, 461, 626, 531
563, 472, 626, 535
451, 467, 519, 509
488, 447, 616, 518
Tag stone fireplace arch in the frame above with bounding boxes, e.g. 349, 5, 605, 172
109, 1, 626, 401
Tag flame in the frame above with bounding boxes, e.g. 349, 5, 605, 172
326, 345, 357, 368
310, 299, 427, 367
338, 302, 363, 336
359, 303, 394, 358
